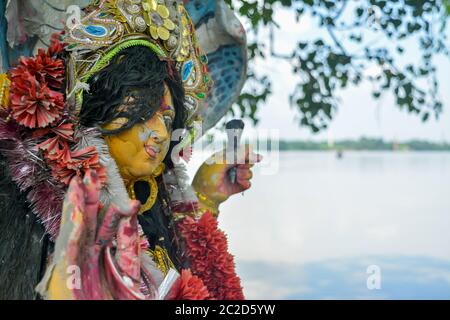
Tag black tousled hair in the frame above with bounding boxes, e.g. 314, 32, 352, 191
79, 46, 186, 136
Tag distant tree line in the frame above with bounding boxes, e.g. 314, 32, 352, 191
278, 137, 450, 151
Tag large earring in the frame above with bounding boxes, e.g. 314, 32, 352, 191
127, 163, 166, 214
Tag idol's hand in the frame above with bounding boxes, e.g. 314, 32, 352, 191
37, 170, 145, 300
192, 144, 262, 214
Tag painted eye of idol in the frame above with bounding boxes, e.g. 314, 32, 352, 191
141, 85, 175, 159
140, 86, 175, 139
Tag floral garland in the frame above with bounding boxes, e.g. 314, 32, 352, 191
8, 35, 106, 187
177, 211, 245, 300
0, 34, 105, 238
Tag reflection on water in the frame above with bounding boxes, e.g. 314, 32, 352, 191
195, 151, 450, 299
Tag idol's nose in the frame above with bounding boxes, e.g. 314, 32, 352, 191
152, 131, 169, 144
150, 124, 170, 144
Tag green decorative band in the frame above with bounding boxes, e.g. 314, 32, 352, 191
81, 39, 167, 83
76, 39, 168, 111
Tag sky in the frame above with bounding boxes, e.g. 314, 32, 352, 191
241, 7, 450, 143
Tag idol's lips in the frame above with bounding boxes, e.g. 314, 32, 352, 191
144, 144, 161, 158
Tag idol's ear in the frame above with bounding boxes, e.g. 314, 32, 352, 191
185, 0, 248, 134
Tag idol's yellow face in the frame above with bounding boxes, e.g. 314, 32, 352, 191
103, 85, 175, 182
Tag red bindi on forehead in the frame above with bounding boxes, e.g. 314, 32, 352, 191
159, 84, 175, 115
159, 97, 175, 115
160, 99, 172, 111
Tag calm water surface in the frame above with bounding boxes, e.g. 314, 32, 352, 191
189, 151, 450, 299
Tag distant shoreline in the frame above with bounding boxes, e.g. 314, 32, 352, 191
278, 138, 450, 152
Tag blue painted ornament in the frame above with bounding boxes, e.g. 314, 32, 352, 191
84, 25, 108, 37
182, 60, 194, 81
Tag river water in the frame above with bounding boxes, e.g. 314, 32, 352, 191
189, 151, 450, 299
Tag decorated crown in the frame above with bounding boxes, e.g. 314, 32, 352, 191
65, 0, 212, 124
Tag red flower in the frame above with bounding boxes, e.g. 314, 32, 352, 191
47, 33, 66, 57
7, 33, 65, 128
11, 50, 65, 90
177, 212, 245, 300
9, 32, 65, 90
35, 49, 65, 89
49, 122, 74, 141
167, 269, 210, 300
9, 71, 64, 128
38, 137, 71, 162
50, 146, 107, 185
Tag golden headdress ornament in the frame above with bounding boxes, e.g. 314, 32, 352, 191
65, 0, 212, 124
